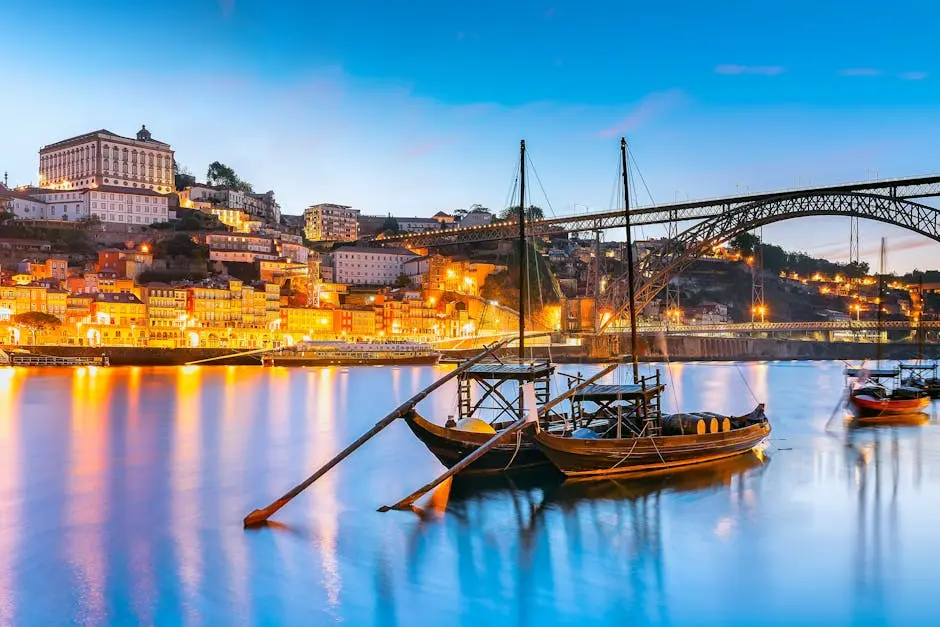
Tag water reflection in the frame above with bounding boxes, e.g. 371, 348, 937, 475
3, 363, 940, 624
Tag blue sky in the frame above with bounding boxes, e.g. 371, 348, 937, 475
2, 0, 939, 271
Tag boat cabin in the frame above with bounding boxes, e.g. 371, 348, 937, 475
566, 371, 664, 438
457, 359, 555, 429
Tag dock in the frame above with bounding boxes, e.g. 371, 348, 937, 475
0, 349, 109, 367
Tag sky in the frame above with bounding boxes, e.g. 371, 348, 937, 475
2, 0, 940, 272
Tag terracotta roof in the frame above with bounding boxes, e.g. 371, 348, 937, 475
41, 129, 171, 151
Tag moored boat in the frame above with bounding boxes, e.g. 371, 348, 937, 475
404, 358, 560, 474
533, 137, 770, 479
261, 340, 440, 366
533, 372, 770, 477
846, 371, 930, 420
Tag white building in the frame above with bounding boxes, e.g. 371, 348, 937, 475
305, 204, 359, 241
328, 246, 417, 285
1, 186, 169, 225
458, 209, 494, 228
39, 126, 174, 194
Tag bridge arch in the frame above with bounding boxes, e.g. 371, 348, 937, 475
598, 191, 940, 333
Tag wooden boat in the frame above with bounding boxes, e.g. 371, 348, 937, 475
847, 382, 929, 420
533, 138, 770, 479
403, 141, 568, 474
404, 408, 553, 474
899, 363, 940, 399
533, 373, 770, 477
403, 359, 559, 474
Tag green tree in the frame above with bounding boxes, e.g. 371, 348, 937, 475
499, 205, 545, 221
206, 161, 253, 192
394, 273, 412, 288
13, 312, 61, 344
380, 215, 401, 235
729, 232, 759, 257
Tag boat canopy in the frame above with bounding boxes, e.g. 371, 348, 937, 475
844, 367, 899, 379
572, 383, 665, 402
463, 360, 555, 381
899, 363, 938, 373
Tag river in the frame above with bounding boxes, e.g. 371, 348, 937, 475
1, 361, 938, 625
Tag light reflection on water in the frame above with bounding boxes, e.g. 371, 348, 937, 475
1, 362, 940, 624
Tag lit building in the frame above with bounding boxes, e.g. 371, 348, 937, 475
179, 184, 280, 223
304, 203, 359, 241
39, 125, 174, 194
206, 233, 279, 263
327, 246, 417, 286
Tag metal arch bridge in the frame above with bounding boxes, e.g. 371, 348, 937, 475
376, 174, 940, 248
596, 181, 940, 333
621, 320, 940, 336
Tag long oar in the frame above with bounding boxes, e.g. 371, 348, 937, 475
378, 362, 620, 513
243, 337, 514, 528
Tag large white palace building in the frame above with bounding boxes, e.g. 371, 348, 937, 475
0, 126, 173, 226
39, 125, 174, 194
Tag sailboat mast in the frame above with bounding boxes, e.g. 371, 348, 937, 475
876, 237, 885, 366
621, 137, 640, 382
518, 140, 527, 359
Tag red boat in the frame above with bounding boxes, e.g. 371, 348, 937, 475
847, 382, 929, 421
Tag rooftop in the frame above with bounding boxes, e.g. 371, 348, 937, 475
41, 127, 171, 151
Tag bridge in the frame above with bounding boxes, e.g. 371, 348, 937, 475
378, 173, 940, 336
625, 319, 940, 335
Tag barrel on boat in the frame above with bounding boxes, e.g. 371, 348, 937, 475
662, 414, 707, 435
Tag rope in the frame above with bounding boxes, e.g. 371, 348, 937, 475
734, 363, 760, 404
503, 429, 523, 470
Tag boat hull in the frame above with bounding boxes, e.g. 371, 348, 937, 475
534, 418, 771, 478
404, 411, 554, 475
263, 354, 440, 367
848, 394, 930, 420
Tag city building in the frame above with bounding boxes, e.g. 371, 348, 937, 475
179, 184, 280, 223
304, 203, 359, 241
39, 126, 174, 194
458, 209, 494, 228
206, 233, 279, 263
326, 246, 417, 286
358, 214, 442, 236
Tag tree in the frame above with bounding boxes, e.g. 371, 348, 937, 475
206, 161, 253, 192
174, 159, 196, 191
13, 312, 61, 344
499, 204, 545, 221
394, 273, 412, 288
380, 215, 401, 235
729, 232, 759, 257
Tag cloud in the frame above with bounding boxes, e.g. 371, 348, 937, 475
840, 68, 882, 77
597, 90, 685, 138
900, 71, 928, 81
714, 64, 785, 76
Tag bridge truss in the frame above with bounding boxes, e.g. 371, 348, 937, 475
376, 174, 940, 336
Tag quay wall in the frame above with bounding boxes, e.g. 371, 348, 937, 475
6, 336, 937, 367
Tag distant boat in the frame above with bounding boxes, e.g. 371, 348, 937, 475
262, 340, 440, 366
844, 239, 929, 422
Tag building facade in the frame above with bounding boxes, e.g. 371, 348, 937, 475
304, 204, 359, 241
39, 126, 174, 194
327, 246, 417, 285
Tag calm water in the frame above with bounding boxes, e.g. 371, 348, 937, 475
2, 361, 940, 626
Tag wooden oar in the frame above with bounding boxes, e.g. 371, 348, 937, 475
378, 362, 620, 512
243, 337, 514, 527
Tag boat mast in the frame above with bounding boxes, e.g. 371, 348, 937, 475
519, 139, 527, 360
876, 237, 885, 367
621, 137, 640, 383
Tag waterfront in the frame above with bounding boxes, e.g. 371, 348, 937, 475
2, 362, 940, 625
